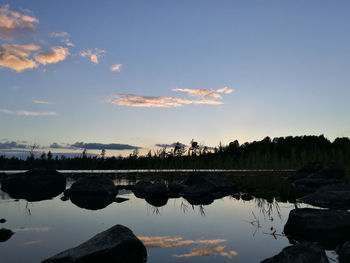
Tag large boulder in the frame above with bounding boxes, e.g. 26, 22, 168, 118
65, 176, 117, 197
132, 181, 152, 198
261, 242, 329, 263
338, 240, 350, 263
64, 176, 117, 210
181, 174, 236, 197
0, 228, 14, 242
41, 224, 147, 263
144, 183, 169, 197
298, 184, 350, 209
284, 208, 350, 249
1, 169, 66, 201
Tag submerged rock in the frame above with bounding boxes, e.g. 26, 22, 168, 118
1, 169, 66, 201
338, 240, 350, 263
0, 228, 14, 242
298, 184, 350, 209
284, 208, 350, 249
261, 242, 329, 263
114, 197, 129, 203
41, 224, 147, 263
68, 195, 115, 210
0, 218, 6, 223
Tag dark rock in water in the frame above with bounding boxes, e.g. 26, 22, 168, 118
292, 178, 345, 192
184, 195, 214, 206
290, 162, 346, 192
284, 208, 350, 249
181, 173, 237, 198
64, 177, 118, 210
298, 184, 350, 209
261, 242, 329, 263
114, 197, 129, 203
1, 169, 66, 201
168, 183, 184, 198
338, 240, 350, 263
145, 195, 169, 207
41, 224, 147, 263
0, 228, 14, 242
241, 194, 254, 201
144, 183, 169, 197
65, 176, 117, 197
0, 218, 6, 223
133, 181, 152, 198
68, 195, 114, 210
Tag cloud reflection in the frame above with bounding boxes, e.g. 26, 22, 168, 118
13, 227, 49, 232
22, 240, 42, 245
138, 236, 238, 259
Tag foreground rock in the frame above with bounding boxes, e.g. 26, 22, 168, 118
0, 228, 14, 242
64, 177, 117, 210
284, 208, 350, 249
338, 240, 350, 263
42, 224, 147, 263
1, 169, 66, 201
261, 242, 329, 263
290, 162, 346, 192
298, 184, 350, 210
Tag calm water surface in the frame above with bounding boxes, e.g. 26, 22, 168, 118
0, 175, 336, 263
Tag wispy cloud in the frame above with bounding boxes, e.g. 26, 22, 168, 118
80, 49, 105, 64
172, 88, 222, 99
49, 31, 68, 38
0, 108, 56, 116
0, 4, 38, 39
34, 46, 69, 65
110, 87, 232, 108
0, 43, 39, 72
32, 100, 51, 104
216, 86, 233, 94
111, 94, 194, 108
110, 64, 122, 72
71, 142, 140, 150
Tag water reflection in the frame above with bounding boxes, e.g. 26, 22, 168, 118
173, 245, 238, 259
22, 240, 42, 245
138, 236, 238, 259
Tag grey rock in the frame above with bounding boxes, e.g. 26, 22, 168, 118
65, 176, 117, 197
284, 208, 350, 249
41, 224, 147, 263
298, 184, 350, 209
261, 242, 329, 263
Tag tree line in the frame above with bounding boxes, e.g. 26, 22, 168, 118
0, 135, 349, 171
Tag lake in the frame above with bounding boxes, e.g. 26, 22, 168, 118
0, 172, 338, 262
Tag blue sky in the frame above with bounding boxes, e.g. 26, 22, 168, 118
1, 0, 350, 156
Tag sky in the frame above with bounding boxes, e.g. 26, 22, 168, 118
1, 0, 350, 157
